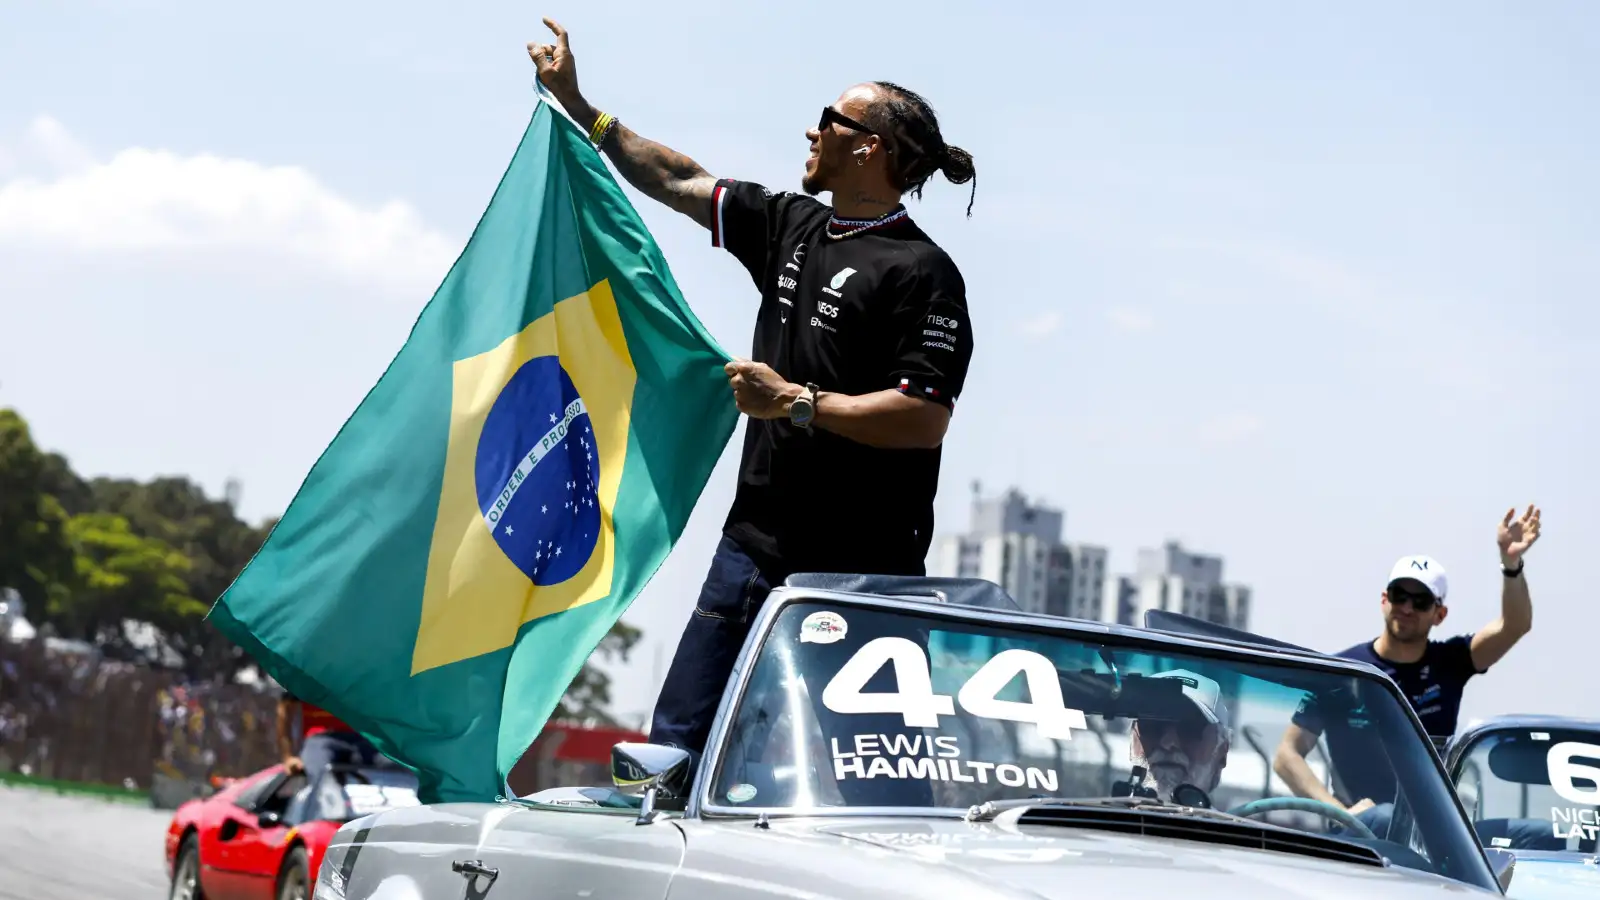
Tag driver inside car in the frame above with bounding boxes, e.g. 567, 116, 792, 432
1125, 669, 1233, 807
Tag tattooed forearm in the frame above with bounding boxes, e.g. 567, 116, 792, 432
566, 98, 714, 228
603, 124, 716, 227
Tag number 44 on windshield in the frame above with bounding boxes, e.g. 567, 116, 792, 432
820, 638, 1089, 740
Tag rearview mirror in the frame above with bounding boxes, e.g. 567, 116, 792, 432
611, 743, 692, 825
1483, 847, 1515, 892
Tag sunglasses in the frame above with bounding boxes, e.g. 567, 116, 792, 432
818, 106, 881, 137
1137, 714, 1210, 744
1387, 581, 1438, 612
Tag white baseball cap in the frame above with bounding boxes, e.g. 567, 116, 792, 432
1387, 554, 1448, 603
1148, 669, 1231, 733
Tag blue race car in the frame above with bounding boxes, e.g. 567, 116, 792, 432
1444, 715, 1600, 899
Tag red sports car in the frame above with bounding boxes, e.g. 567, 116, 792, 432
164, 760, 419, 900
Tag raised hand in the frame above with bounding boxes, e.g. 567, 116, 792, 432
1497, 504, 1542, 563
527, 17, 581, 105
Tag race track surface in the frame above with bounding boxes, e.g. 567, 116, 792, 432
0, 784, 172, 899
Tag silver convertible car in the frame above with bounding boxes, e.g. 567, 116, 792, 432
1445, 714, 1600, 898
313, 574, 1515, 899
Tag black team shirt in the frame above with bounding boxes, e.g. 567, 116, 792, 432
709, 178, 974, 578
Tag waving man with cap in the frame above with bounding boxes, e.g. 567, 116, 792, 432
1272, 504, 1542, 835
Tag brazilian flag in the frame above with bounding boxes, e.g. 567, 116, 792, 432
210, 89, 738, 803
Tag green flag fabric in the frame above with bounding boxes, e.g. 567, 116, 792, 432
209, 90, 739, 803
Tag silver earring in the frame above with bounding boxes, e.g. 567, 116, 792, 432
857, 158, 865, 166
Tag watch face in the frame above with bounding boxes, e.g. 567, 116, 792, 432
791, 399, 814, 426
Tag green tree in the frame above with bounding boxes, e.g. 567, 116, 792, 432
47, 512, 207, 660
85, 476, 274, 676
0, 408, 75, 608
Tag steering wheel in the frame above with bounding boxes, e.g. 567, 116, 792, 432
1226, 797, 1378, 839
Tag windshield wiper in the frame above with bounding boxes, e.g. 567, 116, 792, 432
966, 794, 1253, 824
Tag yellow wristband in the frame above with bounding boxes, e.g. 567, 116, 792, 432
588, 113, 613, 144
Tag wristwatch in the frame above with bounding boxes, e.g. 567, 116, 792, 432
788, 383, 820, 430
1502, 560, 1525, 578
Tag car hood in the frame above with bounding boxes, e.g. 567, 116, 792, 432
1501, 853, 1600, 899
683, 817, 1499, 899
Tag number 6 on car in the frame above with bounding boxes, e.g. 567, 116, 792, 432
1548, 741, 1600, 805
820, 638, 1088, 740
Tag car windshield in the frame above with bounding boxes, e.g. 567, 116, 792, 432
1453, 724, 1600, 853
288, 765, 420, 823
707, 598, 1492, 886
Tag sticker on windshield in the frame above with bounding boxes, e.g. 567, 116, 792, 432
828, 731, 1060, 792
726, 783, 758, 804
800, 611, 848, 644
820, 638, 1087, 740
1548, 741, 1600, 841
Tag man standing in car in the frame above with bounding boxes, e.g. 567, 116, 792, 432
1273, 505, 1542, 833
529, 19, 978, 763
277, 689, 384, 775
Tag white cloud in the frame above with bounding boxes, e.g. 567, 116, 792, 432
0, 117, 459, 295
1107, 306, 1155, 332
1198, 412, 1263, 446
1020, 310, 1062, 339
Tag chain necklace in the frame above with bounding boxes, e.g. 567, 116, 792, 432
825, 207, 908, 240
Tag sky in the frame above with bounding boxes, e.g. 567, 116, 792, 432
1, 1, 1596, 732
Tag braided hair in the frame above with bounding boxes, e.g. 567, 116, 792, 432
862, 81, 977, 218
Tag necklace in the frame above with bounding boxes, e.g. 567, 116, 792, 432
826, 207, 908, 240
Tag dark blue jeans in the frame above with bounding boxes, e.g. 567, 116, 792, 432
648, 535, 776, 771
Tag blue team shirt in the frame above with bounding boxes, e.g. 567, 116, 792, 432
1334, 634, 1484, 738
1290, 634, 1485, 806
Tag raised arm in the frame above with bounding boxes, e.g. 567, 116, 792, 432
529, 19, 716, 228
276, 696, 302, 772
1470, 504, 1540, 671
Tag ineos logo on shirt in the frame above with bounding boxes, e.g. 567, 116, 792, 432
817, 301, 839, 318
